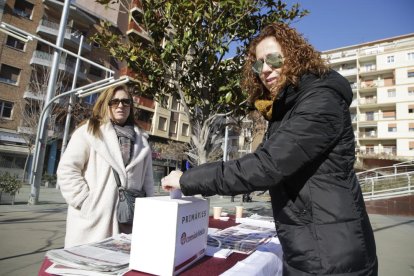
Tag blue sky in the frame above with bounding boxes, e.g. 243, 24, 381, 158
286, 0, 413, 51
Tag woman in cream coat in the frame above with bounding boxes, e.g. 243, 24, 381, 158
57, 84, 154, 248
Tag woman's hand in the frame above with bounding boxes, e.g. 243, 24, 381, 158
161, 170, 183, 191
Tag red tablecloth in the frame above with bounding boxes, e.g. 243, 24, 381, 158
39, 216, 247, 276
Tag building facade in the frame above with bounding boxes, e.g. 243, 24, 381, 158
0, 0, 191, 186
322, 34, 414, 163
0, 0, 121, 178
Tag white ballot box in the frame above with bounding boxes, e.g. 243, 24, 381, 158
129, 196, 209, 276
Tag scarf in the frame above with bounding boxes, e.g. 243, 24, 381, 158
112, 122, 136, 166
254, 99, 274, 121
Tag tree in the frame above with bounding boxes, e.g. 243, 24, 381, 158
18, 64, 71, 181
93, 0, 308, 164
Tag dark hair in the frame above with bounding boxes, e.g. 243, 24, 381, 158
88, 84, 135, 136
242, 22, 329, 104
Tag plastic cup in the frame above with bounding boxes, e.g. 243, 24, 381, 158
213, 207, 223, 219
235, 206, 243, 218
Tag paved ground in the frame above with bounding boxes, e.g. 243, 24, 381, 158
0, 185, 413, 275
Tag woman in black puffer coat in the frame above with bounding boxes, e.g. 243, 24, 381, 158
162, 22, 377, 275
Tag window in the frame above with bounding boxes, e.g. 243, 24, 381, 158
408, 70, 414, 78
0, 64, 21, 85
388, 123, 397, 132
0, 100, 13, 119
387, 56, 394, 63
169, 120, 177, 134
182, 123, 189, 137
409, 105, 414, 114
6, 36, 25, 50
387, 89, 396, 97
158, 117, 167, 131
382, 110, 395, 119
13, 0, 34, 19
408, 52, 414, 60
408, 87, 414, 96
83, 93, 99, 105
171, 98, 180, 111
366, 111, 374, 121
410, 141, 414, 151
364, 63, 374, 71
160, 96, 169, 108
0, 154, 25, 169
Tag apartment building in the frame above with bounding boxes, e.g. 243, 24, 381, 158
322, 33, 414, 163
0, 0, 122, 178
120, 0, 191, 183
0, 0, 191, 183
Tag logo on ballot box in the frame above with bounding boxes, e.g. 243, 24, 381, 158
130, 196, 209, 275
180, 228, 206, 245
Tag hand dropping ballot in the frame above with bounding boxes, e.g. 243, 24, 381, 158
129, 193, 209, 275
170, 188, 182, 199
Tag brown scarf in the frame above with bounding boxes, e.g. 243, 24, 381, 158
254, 99, 274, 121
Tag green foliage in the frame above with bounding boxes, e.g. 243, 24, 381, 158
42, 173, 57, 182
0, 172, 22, 194
92, 0, 308, 116
92, 0, 308, 163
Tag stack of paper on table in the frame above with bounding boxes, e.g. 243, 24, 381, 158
45, 234, 131, 276
207, 223, 277, 255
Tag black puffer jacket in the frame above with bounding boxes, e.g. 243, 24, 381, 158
180, 70, 377, 275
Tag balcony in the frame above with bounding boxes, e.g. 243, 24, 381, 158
23, 91, 44, 101
37, 19, 91, 52
135, 96, 155, 110
324, 50, 357, 63
359, 97, 377, 105
359, 131, 377, 138
126, 20, 152, 43
30, 51, 87, 80
358, 146, 397, 157
120, 67, 148, 84
359, 46, 384, 57
337, 68, 357, 77
360, 65, 376, 73
358, 112, 397, 122
23, 87, 64, 104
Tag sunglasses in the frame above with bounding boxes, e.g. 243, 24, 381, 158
108, 98, 132, 107
252, 52, 284, 74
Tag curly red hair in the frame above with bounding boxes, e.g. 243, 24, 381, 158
242, 22, 329, 104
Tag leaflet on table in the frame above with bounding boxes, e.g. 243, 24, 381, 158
46, 233, 131, 273
207, 223, 277, 255
235, 214, 276, 229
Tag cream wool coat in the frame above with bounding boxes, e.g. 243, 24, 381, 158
57, 122, 154, 248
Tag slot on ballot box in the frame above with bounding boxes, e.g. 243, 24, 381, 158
129, 196, 209, 275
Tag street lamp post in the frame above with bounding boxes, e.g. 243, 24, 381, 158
61, 34, 84, 155
28, 0, 71, 205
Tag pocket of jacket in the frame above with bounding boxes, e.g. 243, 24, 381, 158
79, 195, 92, 218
